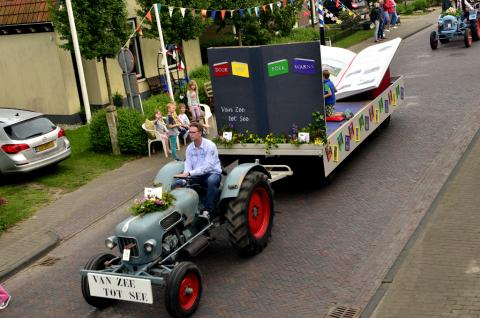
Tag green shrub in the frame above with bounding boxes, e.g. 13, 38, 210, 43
270, 27, 319, 44
112, 91, 124, 107
117, 108, 147, 155
141, 93, 172, 119
189, 64, 210, 80
89, 109, 112, 153
413, 0, 427, 11
338, 11, 361, 30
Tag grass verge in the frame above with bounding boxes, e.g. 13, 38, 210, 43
0, 125, 134, 233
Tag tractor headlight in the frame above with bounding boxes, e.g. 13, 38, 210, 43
105, 236, 118, 250
144, 239, 157, 253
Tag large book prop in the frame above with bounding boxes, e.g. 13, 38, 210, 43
207, 42, 325, 137
321, 38, 402, 100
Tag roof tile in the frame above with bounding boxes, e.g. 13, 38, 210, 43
0, 0, 52, 26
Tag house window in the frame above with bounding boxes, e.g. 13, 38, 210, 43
128, 19, 145, 79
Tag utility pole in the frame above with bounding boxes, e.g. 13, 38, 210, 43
65, 0, 92, 123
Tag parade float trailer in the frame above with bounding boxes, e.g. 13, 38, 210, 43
208, 38, 404, 177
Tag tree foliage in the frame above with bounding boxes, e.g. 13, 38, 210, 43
136, 0, 210, 45
49, 0, 129, 60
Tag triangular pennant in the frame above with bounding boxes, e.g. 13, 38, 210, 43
255, 7, 259, 16
262, 5, 267, 12
240, 9, 245, 17
247, 8, 252, 16
145, 10, 152, 22
230, 10, 234, 17
180, 8, 186, 17
201, 9, 207, 17
168, 6, 174, 17
277, 1, 282, 8
269, 3, 274, 12
221, 10, 226, 20
283, 0, 287, 7
303, 10, 309, 17
336, 0, 340, 7
191, 9, 196, 16
179, 60, 185, 70
211, 10, 217, 20
135, 25, 143, 36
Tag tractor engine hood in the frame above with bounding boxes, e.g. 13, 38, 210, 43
113, 188, 199, 265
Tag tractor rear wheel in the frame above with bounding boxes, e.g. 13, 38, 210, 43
226, 171, 274, 256
430, 31, 438, 50
464, 28, 473, 47
165, 262, 202, 318
471, 19, 480, 41
81, 253, 118, 309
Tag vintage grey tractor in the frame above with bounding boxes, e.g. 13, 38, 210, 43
80, 160, 291, 318
430, 6, 480, 49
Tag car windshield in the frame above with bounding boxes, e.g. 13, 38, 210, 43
4, 117, 56, 140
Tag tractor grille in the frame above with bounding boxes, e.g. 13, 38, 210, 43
160, 211, 182, 230
118, 237, 139, 257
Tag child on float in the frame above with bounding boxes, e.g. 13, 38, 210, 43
186, 80, 202, 122
323, 69, 337, 117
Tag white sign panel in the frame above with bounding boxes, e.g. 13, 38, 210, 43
144, 187, 162, 199
87, 273, 153, 304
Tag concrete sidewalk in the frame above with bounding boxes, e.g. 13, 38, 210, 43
0, 9, 439, 281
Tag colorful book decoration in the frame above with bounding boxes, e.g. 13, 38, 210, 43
293, 58, 316, 74
267, 59, 289, 77
231, 61, 250, 78
213, 62, 230, 77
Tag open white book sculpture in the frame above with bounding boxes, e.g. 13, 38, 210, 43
321, 38, 402, 100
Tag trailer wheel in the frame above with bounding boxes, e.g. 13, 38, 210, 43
430, 31, 438, 50
226, 171, 274, 256
165, 262, 202, 318
471, 19, 479, 41
464, 28, 473, 47
81, 253, 118, 309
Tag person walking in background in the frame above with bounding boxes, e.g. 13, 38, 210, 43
0, 284, 11, 310
382, 0, 391, 32
389, 0, 398, 28
370, 2, 382, 42
186, 80, 202, 122
378, 0, 387, 39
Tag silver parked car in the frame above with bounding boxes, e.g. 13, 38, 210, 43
0, 108, 71, 175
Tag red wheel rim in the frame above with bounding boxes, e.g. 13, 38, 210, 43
178, 272, 199, 311
248, 187, 270, 239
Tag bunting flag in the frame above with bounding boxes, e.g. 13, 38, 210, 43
135, 25, 143, 36
145, 11, 152, 22
248, 8, 252, 15
211, 10, 217, 20
269, 3, 274, 12
255, 6, 259, 16
180, 7, 186, 17
201, 9, 207, 17
168, 6, 174, 17
191, 8, 196, 16
230, 10, 234, 17
283, 0, 287, 7
240, 8, 245, 17
262, 4, 267, 12
221, 10, 226, 20
277, 1, 282, 8
303, 10, 309, 17
336, 0, 340, 7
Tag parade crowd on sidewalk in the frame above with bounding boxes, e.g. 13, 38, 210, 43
370, 0, 400, 42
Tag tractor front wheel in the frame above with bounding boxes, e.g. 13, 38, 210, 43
464, 28, 473, 47
226, 171, 274, 256
430, 31, 438, 50
81, 253, 118, 309
165, 262, 202, 318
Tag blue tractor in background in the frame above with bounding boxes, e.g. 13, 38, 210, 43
430, 4, 480, 49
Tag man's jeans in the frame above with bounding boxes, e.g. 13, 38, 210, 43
173, 173, 221, 215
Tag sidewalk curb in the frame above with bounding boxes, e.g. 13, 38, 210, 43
0, 230, 59, 282
360, 127, 480, 318
402, 23, 433, 40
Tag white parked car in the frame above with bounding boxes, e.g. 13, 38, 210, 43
0, 108, 71, 175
